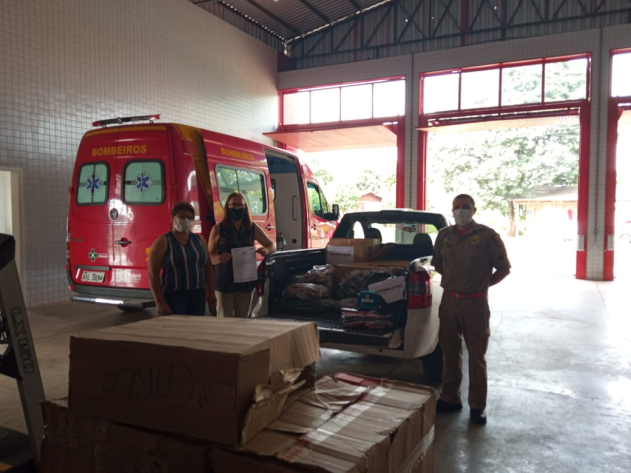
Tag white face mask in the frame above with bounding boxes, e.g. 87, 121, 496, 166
453, 208, 473, 226
174, 217, 193, 233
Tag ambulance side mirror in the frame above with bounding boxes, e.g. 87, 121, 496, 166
324, 204, 340, 222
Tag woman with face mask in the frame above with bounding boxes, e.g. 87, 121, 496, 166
208, 192, 276, 317
148, 202, 216, 316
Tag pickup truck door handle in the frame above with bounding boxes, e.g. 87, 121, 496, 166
265, 224, 275, 230
115, 239, 132, 246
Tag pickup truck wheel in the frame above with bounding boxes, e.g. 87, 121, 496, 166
421, 343, 443, 383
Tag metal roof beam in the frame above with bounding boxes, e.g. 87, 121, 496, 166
334, 17, 361, 52
397, 0, 427, 41
594, 0, 607, 14
507, 0, 526, 26
192, 0, 286, 46
242, 0, 301, 37
297, 0, 331, 23
468, 0, 490, 31
552, 0, 570, 20
528, 0, 546, 22
431, 0, 459, 38
364, 2, 395, 47
305, 30, 329, 56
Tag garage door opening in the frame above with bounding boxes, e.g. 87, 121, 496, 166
267, 77, 406, 215
418, 54, 590, 279
605, 50, 631, 280
299, 146, 398, 218
426, 122, 580, 278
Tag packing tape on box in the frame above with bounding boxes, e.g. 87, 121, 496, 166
395, 426, 435, 473
302, 384, 392, 446
310, 387, 371, 413
302, 402, 374, 445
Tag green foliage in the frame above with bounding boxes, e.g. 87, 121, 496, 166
428, 125, 579, 220
428, 60, 584, 230
334, 190, 360, 213
356, 169, 383, 194
314, 168, 334, 187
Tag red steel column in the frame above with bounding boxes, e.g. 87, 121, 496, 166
396, 118, 406, 208
576, 102, 591, 279
416, 129, 428, 210
603, 100, 622, 280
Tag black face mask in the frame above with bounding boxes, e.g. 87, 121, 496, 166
229, 208, 245, 221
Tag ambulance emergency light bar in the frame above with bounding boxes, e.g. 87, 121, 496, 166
92, 114, 161, 127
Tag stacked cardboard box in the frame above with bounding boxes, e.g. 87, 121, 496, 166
67, 317, 320, 446
41, 399, 210, 472
41, 317, 436, 472
211, 373, 436, 473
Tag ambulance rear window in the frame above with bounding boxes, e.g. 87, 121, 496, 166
77, 163, 109, 205
123, 161, 164, 205
216, 166, 267, 215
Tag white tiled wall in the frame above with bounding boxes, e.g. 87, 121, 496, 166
0, 0, 278, 305
0, 171, 10, 234
278, 25, 631, 280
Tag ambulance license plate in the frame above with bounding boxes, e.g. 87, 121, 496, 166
81, 271, 105, 283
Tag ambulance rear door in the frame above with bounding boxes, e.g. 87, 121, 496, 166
68, 130, 119, 288
110, 126, 172, 290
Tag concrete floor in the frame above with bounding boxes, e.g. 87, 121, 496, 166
1, 272, 630, 472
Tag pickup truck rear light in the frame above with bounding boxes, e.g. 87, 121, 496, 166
256, 260, 266, 296
408, 268, 432, 309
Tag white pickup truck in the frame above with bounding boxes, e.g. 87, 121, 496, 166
254, 209, 448, 382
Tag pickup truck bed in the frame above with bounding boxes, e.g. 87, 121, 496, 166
255, 247, 443, 380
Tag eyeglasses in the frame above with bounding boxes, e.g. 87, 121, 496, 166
175, 214, 194, 220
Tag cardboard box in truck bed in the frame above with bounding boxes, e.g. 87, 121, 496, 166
68, 317, 320, 446
326, 238, 381, 263
211, 373, 436, 473
41, 399, 210, 473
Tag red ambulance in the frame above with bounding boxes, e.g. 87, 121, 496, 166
67, 115, 338, 310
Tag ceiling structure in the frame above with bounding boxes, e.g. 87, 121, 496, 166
191, 0, 389, 46
192, 1, 631, 71
189, 1, 631, 151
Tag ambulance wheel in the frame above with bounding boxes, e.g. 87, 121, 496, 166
117, 307, 145, 313
421, 343, 443, 383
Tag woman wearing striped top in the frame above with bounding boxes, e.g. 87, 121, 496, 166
148, 202, 216, 316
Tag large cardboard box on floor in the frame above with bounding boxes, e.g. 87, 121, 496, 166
41, 399, 210, 473
211, 373, 436, 473
68, 317, 320, 446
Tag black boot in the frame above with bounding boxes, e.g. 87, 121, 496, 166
436, 399, 463, 412
470, 408, 487, 425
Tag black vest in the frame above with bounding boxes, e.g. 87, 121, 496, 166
214, 221, 256, 293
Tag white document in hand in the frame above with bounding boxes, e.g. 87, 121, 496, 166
231, 246, 257, 283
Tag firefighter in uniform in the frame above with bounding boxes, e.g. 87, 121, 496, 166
431, 194, 511, 425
